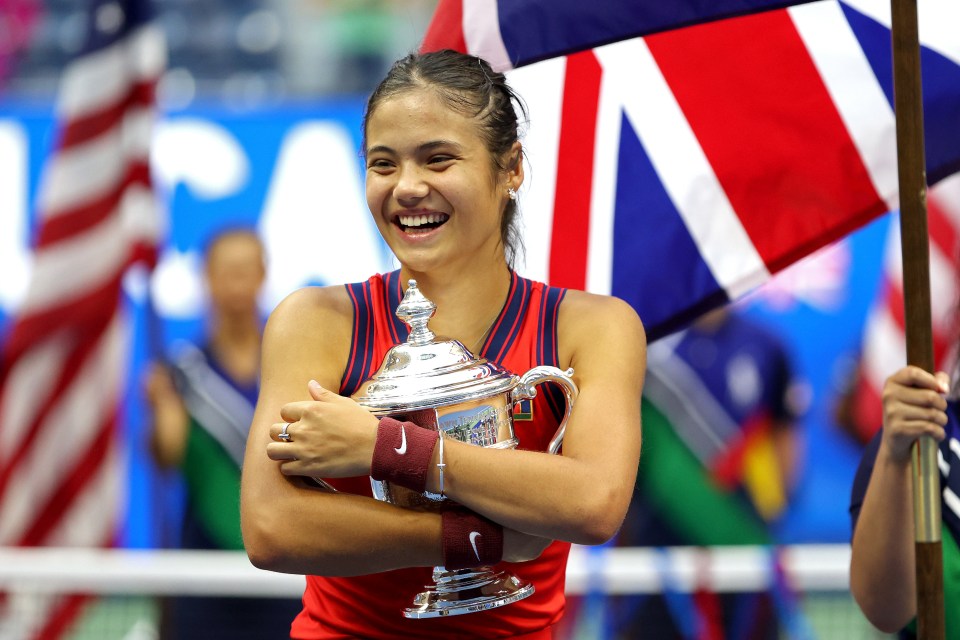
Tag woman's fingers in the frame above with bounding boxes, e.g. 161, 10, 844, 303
269, 421, 293, 441
266, 441, 298, 461
889, 365, 941, 389
887, 386, 948, 413
308, 379, 326, 399
936, 371, 951, 394
278, 382, 342, 422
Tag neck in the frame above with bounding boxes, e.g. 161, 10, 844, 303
209, 313, 261, 382
400, 259, 512, 353
213, 312, 261, 343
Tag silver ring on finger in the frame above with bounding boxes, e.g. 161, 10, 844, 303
278, 422, 293, 442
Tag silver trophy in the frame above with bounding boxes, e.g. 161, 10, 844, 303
353, 280, 578, 619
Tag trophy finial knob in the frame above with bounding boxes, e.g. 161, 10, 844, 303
397, 279, 436, 345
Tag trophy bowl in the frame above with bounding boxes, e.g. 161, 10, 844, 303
352, 280, 578, 619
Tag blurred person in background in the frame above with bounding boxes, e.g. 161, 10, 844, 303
145, 227, 302, 639
849, 364, 960, 638
614, 306, 804, 639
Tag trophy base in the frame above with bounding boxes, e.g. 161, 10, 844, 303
403, 567, 535, 619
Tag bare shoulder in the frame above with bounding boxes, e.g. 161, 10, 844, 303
558, 290, 645, 339
557, 290, 646, 373
262, 285, 354, 390
266, 285, 353, 337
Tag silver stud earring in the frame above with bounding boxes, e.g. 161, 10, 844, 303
507, 188, 517, 201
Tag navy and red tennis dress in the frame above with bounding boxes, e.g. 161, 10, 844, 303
291, 270, 572, 639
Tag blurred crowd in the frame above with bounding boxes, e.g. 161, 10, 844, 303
3, 0, 437, 104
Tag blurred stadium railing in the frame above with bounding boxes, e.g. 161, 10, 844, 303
0, 544, 894, 639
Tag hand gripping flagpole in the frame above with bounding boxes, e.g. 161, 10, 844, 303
890, 0, 945, 637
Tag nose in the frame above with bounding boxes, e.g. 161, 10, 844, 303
394, 164, 429, 204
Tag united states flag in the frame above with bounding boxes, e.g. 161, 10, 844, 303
423, 0, 960, 341
848, 175, 960, 443
0, 0, 165, 637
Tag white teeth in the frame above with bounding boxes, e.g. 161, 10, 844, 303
398, 213, 445, 227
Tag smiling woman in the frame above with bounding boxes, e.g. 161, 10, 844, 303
239, 49, 647, 640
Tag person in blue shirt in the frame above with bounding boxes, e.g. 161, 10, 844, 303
145, 228, 302, 639
849, 364, 960, 638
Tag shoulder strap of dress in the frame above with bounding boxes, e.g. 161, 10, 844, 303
535, 282, 567, 422
536, 282, 567, 368
341, 271, 408, 396
341, 279, 377, 396
484, 272, 531, 363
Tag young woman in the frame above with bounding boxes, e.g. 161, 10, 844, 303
240, 49, 646, 639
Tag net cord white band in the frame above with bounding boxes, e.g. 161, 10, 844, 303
0, 544, 850, 597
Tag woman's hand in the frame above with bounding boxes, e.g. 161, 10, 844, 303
880, 365, 950, 464
266, 380, 379, 478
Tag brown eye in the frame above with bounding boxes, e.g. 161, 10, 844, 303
368, 159, 393, 171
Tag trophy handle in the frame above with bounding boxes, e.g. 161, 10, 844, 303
511, 366, 578, 455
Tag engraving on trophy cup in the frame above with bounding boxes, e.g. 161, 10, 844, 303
353, 280, 578, 619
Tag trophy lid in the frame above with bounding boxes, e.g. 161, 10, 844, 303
353, 280, 518, 414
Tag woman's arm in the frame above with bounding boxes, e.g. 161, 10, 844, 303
240, 286, 551, 576
849, 365, 949, 632
268, 290, 646, 546
433, 292, 645, 544
240, 286, 443, 576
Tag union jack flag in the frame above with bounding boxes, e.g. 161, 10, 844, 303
0, 0, 165, 637
423, 0, 960, 340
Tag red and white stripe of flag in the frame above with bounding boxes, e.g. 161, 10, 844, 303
0, 11, 165, 638
850, 174, 960, 443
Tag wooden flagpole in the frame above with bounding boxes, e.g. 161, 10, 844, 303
889, 0, 945, 637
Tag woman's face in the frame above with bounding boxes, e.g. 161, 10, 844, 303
364, 88, 522, 274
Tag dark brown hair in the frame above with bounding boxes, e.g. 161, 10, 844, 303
364, 49, 528, 267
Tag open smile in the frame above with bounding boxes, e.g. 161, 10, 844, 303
394, 212, 450, 233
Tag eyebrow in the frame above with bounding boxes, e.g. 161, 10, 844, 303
366, 140, 463, 156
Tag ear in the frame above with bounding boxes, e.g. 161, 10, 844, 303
504, 141, 524, 193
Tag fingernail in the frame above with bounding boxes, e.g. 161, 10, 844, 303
308, 379, 322, 391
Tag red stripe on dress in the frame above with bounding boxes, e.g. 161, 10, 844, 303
549, 51, 601, 290
547, 289, 565, 367
343, 283, 364, 394
388, 272, 403, 344
486, 272, 521, 362
59, 80, 156, 149
37, 161, 151, 247
420, 0, 467, 54
646, 11, 885, 274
